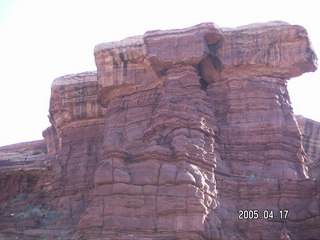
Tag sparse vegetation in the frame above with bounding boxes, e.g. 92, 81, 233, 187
0, 203, 7, 209
31, 149, 48, 155
245, 174, 257, 180
12, 192, 29, 202
59, 233, 66, 239
46, 211, 62, 219
17, 204, 62, 219
17, 204, 43, 218
40, 188, 51, 195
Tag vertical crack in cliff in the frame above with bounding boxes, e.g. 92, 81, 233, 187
208, 41, 223, 72
199, 78, 208, 90
22, 154, 28, 171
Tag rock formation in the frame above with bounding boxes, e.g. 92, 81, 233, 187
0, 140, 50, 202
0, 21, 320, 240
296, 115, 320, 179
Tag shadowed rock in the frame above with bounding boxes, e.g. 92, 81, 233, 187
296, 115, 320, 179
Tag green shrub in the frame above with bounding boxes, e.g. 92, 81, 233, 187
40, 189, 51, 194
17, 205, 44, 218
18, 204, 32, 211
17, 204, 62, 219
27, 206, 44, 217
45, 211, 62, 219
31, 150, 47, 155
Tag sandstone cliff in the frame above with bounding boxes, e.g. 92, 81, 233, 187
0, 21, 319, 240
296, 115, 320, 179
0, 140, 50, 202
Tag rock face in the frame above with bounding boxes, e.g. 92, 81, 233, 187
44, 71, 106, 231
0, 140, 48, 172
296, 115, 320, 179
0, 21, 319, 240
0, 140, 50, 202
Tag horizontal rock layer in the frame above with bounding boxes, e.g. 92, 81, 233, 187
217, 21, 317, 79
0, 140, 52, 208
49, 71, 105, 129
0, 140, 49, 172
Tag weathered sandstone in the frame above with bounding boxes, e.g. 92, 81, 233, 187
0, 140, 51, 203
86, 21, 319, 239
0, 21, 319, 240
0, 140, 48, 172
296, 115, 320, 179
217, 21, 317, 79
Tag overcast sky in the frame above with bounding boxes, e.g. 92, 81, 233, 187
0, 0, 319, 146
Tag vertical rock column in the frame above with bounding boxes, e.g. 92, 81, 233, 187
84, 23, 224, 239
206, 22, 319, 239
143, 25, 222, 237
48, 72, 106, 227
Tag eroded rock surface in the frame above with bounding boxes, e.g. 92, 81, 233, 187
0, 140, 48, 172
296, 115, 320, 179
0, 21, 319, 240
0, 141, 51, 202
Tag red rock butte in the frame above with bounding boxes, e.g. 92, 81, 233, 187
0, 21, 320, 240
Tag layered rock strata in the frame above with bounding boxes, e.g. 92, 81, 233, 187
0, 21, 319, 240
0, 140, 51, 202
75, 21, 319, 239
43, 71, 106, 229
0, 140, 48, 172
296, 115, 320, 179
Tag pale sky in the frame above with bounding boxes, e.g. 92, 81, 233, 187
0, 0, 319, 147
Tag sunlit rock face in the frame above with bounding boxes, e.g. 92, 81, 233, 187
0, 21, 319, 240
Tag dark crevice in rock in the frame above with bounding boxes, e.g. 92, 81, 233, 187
199, 77, 208, 90
208, 41, 223, 72
210, 55, 223, 72
119, 52, 128, 77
